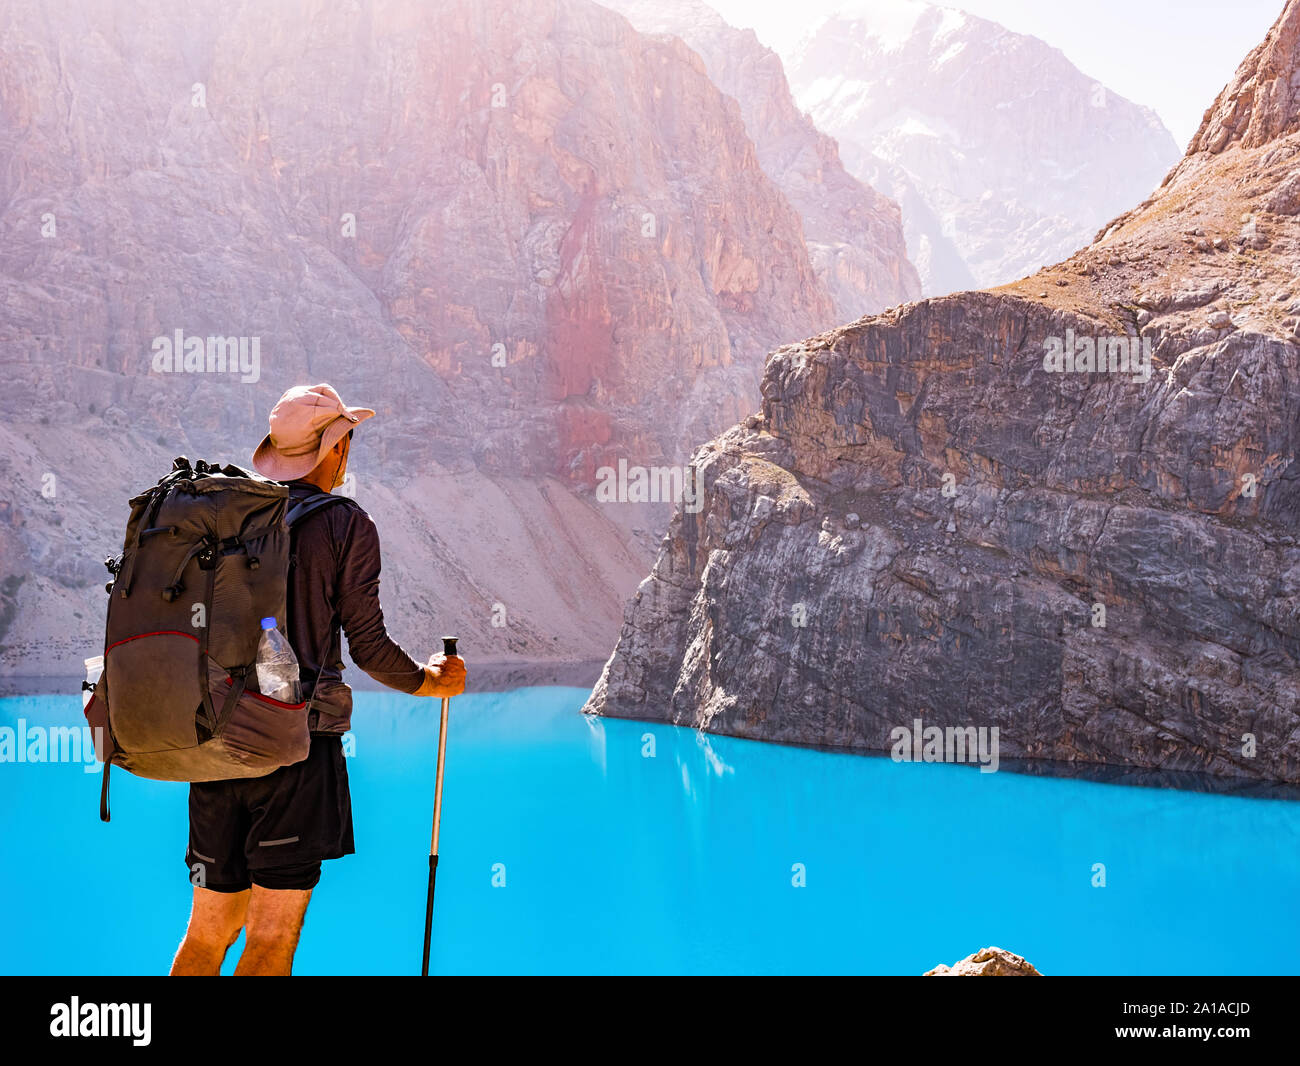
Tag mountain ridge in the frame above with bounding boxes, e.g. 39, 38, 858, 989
784, 0, 1181, 295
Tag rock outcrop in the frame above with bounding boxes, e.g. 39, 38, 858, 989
925, 947, 1042, 976
584, 0, 1300, 784
0, 0, 839, 672
785, 0, 1182, 295
599, 0, 921, 321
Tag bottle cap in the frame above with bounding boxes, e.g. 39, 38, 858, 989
260, 617, 277, 630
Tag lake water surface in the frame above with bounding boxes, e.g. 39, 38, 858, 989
2, 687, 1298, 975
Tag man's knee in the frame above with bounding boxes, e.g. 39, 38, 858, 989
243, 926, 299, 956
245, 908, 308, 944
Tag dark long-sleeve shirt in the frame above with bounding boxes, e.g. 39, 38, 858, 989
284, 480, 424, 731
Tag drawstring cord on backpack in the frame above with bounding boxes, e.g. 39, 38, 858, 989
161, 537, 212, 602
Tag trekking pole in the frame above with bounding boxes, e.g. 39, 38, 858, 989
421, 635, 458, 977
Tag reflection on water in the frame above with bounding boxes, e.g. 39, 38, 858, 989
993, 755, 1300, 800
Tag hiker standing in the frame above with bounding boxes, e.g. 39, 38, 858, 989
169, 383, 466, 976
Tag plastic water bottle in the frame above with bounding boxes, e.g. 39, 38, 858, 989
255, 617, 301, 704
83, 655, 103, 709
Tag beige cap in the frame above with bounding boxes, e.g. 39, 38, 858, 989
252, 383, 375, 481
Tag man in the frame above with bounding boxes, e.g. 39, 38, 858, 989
170, 383, 466, 976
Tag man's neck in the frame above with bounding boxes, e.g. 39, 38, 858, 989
300, 446, 347, 493
299, 473, 335, 493
298, 459, 343, 493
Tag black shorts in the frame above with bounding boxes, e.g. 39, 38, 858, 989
185, 735, 354, 892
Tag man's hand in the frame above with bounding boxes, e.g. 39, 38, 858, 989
416, 653, 466, 698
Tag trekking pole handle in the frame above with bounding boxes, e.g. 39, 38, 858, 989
442, 636, 458, 657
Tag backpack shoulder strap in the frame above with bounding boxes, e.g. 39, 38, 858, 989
284, 490, 351, 723
286, 491, 349, 528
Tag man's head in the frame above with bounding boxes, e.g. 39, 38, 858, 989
252, 383, 373, 487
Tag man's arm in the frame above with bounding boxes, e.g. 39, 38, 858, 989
336, 508, 464, 697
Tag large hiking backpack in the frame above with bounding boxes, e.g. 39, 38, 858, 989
83, 457, 344, 822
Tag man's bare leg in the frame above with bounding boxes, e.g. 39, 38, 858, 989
233, 885, 312, 976
170, 887, 249, 976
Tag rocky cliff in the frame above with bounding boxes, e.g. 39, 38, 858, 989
599, 0, 921, 321
584, 0, 1300, 784
784, 0, 1182, 296
924, 947, 1041, 976
0, 0, 839, 673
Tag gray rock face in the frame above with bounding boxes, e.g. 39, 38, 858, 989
584, 1, 1300, 784
2, 0, 834, 482
0, 0, 843, 672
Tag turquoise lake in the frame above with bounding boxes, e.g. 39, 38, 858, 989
2, 686, 1298, 975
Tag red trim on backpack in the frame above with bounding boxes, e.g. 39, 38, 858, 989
222, 675, 307, 710
243, 689, 309, 710
105, 630, 201, 654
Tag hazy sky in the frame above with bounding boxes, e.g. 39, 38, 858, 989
708, 0, 1283, 148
